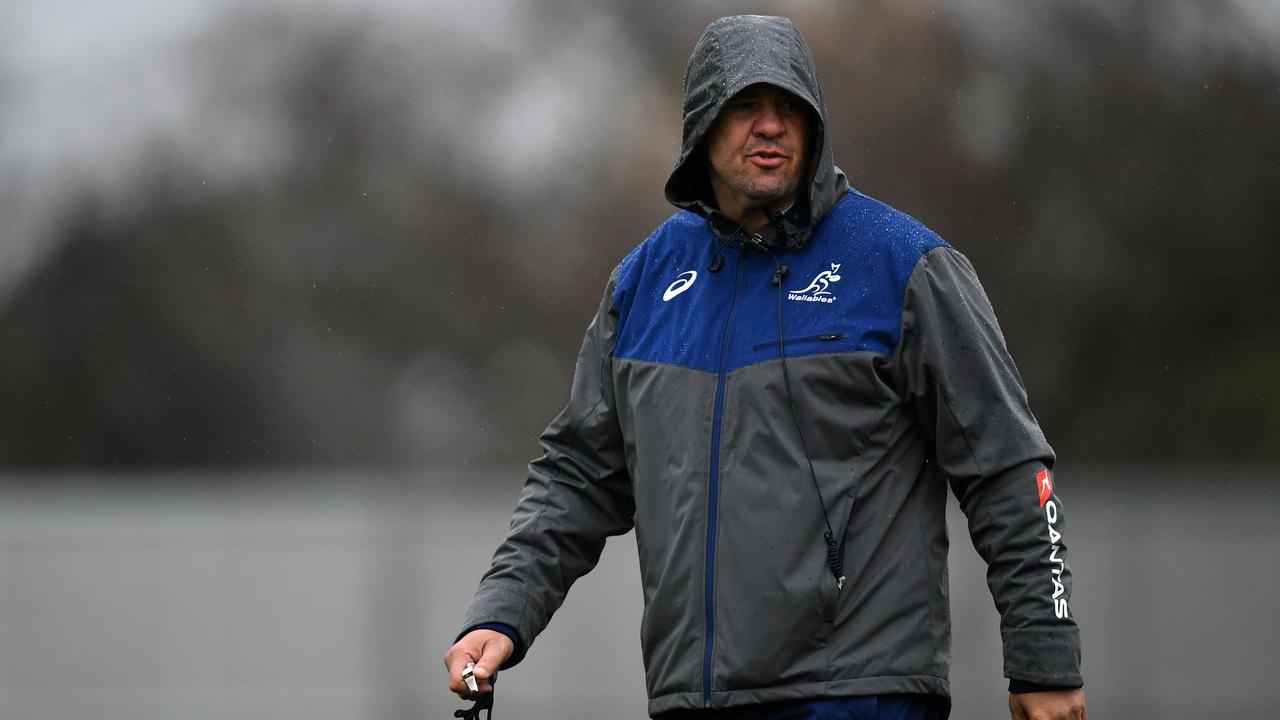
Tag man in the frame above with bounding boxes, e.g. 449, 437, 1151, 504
445, 15, 1085, 720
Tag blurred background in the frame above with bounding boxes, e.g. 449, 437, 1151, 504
1, 0, 1277, 718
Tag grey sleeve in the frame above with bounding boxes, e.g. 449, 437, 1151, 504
459, 270, 634, 667
898, 246, 1082, 687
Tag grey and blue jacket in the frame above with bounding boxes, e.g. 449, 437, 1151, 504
461, 15, 1081, 716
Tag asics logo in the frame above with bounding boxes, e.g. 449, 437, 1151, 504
663, 270, 698, 301
788, 263, 842, 304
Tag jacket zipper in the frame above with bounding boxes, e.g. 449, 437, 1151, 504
703, 241, 746, 706
750, 333, 843, 351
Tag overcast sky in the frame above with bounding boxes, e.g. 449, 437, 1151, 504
2, 0, 1277, 305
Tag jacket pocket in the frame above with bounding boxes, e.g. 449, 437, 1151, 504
820, 506, 855, 624
823, 445, 868, 623
751, 332, 843, 351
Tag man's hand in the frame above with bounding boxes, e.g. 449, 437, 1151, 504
444, 629, 514, 699
1009, 688, 1087, 720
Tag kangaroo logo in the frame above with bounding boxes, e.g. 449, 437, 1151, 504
788, 263, 842, 303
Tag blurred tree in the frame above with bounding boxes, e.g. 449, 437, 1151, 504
0, 0, 1275, 473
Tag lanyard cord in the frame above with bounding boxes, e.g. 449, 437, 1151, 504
454, 693, 493, 720
706, 214, 753, 273
747, 233, 847, 590
454, 678, 495, 720
707, 212, 847, 588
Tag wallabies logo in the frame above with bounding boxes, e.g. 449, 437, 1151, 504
788, 263, 842, 303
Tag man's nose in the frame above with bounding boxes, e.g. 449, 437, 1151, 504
752, 103, 785, 137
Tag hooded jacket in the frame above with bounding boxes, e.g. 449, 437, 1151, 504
461, 15, 1081, 715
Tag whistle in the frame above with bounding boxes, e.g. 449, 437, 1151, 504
462, 661, 479, 694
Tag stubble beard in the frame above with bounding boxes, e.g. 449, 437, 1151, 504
739, 172, 798, 212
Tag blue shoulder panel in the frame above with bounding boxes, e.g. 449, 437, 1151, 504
612, 192, 948, 374
613, 212, 727, 374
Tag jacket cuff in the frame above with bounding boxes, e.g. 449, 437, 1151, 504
1008, 678, 1083, 693
1002, 626, 1083, 687
460, 583, 542, 669
458, 622, 527, 669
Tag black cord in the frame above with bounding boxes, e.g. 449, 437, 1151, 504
707, 215, 754, 272
706, 234, 736, 272
454, 691, 494, 720
712, 213, 847, 588
747, 235, 847, 590
454, 675, 496, 720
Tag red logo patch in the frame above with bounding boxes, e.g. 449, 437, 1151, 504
1036, 469, 1054, 507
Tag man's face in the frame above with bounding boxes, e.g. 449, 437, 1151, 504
705, 83, 810, 221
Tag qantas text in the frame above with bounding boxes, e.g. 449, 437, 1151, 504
1044, 497, 1069, 619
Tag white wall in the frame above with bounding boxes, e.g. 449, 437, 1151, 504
1, 467, 1276, 719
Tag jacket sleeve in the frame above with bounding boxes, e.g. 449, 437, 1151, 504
897, 246, 1082, 687
459, 268, 634, 668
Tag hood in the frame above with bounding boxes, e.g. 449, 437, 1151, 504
664, 15, 849, 250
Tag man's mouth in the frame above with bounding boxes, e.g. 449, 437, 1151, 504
747, 148, 788, 169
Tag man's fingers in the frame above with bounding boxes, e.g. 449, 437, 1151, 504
472, 630, 515, 679
467, 635, 512, 693
445, 629, 514, 699
444, 647, 478, 697
448, 664, 472, 696
473, 639, 510, 681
